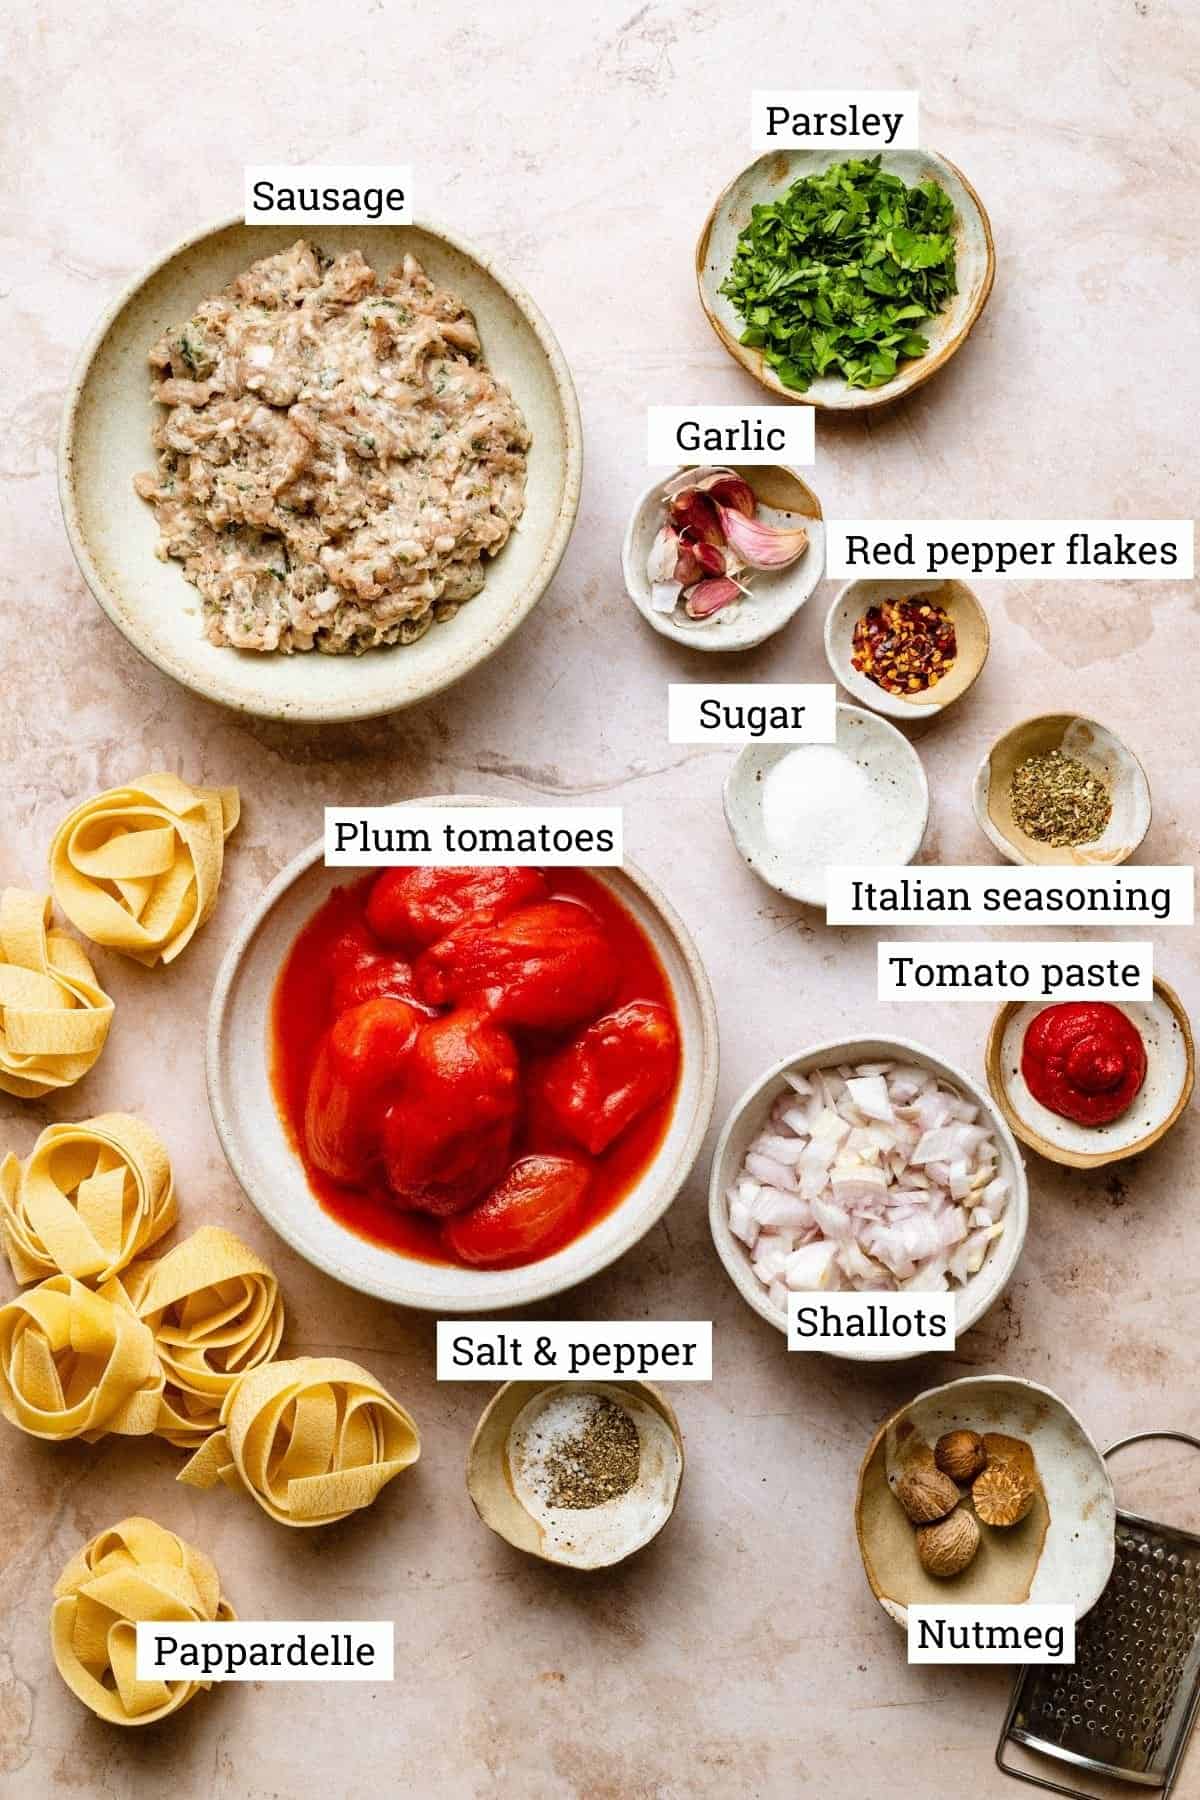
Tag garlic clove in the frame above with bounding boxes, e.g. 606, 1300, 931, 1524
693, 541, 727, 577
697, 473, 756, 517
650, 581, 682, 614
646, 525, 680, 585
683, 576, 742, 620
715, 504, 809, 570
669, 489, 725, 547
660, 464, 737, 500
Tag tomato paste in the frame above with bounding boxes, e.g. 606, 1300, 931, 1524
270, 868, 681, 1269
1021, 1001, 1147, 1126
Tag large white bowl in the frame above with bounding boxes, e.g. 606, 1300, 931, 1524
708, 1036, 1029, 1359
207, 797, 719, 1311
60, 216, 582, 722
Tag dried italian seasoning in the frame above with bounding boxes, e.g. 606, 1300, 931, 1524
534, 1394, 641, 1510
1009, 750, 1112, 847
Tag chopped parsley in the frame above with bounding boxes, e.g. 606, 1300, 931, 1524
719, 156, 957, 391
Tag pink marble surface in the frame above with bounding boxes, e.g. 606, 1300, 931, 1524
1, 1, 1198, 1794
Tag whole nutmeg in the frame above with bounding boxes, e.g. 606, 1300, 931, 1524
934, 1429, 988, 1484
973, 1462, 1036, 1527
917, 1506, 980, 1578
894, 1465, 960, 1524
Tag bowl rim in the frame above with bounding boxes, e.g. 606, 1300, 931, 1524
695, 147, 996, 411
984, 976, 1195, 1169
971, 710, 1153, 867
465, 1377, 684, 1567
620, 463, 825, 652
58, 211, 584, 723
722, 702, 931, 905
823, 576, 991, 719
853, 1372, 1117, 1623
707, 1034, 1030, 1358
205, 796, 721, 1310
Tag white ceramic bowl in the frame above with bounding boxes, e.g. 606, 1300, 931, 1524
60, 216, 582, 722
722, 704, 929, 905
972, 713, 1152, 866
824, 577, 990, 719
206, 797, 719, 1311
986, 979, 1195, 1170
621, 464, 825, 651
856, 1375, 1116, 1624
708, 1037, 1029, 1359
696, 149, 995, 410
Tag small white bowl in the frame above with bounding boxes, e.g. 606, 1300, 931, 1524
60, 216, 582, 723
621, 464, 824, 651
986, 980, 1195, 1169
824, 578, 990, 719
206, 796, 719, 1312
723, 704, 928, 905
708, 1037, 1029, 1360
855, 1375, 1115, 1624
972, 713, 1152, 866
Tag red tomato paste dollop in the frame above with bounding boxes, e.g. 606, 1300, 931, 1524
271, 867, 681, 1270
1021, 1001, 1147, 1126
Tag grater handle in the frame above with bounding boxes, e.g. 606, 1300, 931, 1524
1105, 1431, 1200, 1461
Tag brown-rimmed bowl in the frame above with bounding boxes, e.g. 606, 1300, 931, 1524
696, 149, 994, 411
60, 216, 582, 722
205, 796, 720, 1311
985, 978, 1194, 1169
824, 577, 990, 719
972, 713, 1152, 866
855, 1374, 1115, 1626
467, 1379, 684, 1569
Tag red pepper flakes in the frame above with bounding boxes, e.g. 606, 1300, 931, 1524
851, 597, 957, 695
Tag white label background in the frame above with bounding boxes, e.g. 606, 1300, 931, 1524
752, 90, 920, 150
908, 1605, 1075, 1664
668, 683, 836, 745
244, 165, 412, 223
437, 1321, 713, 1381
878, 941, 1153, 1002
827, 865, 1194, 927
325, 806, 622, 866
137, 1621, 394, 1682
647, 405, 814, 466
828, 520, 1194, 579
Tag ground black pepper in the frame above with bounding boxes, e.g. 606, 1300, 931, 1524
543, 1395, 640, 1509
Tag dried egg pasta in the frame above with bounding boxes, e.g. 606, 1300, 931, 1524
124, 1226, 284, 1448
0, 1273, 162, 1441
49, 773, 240, 967
52, 1515, 234, 1726
0, 1113, 176, 1286
0, 888, 114, 1098
178, 1354, 419, 1526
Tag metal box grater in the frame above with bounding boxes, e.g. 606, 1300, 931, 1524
997, 1433, 1200, 1796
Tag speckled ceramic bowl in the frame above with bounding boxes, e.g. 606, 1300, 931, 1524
985, 979, 1195, 1169
856, 1375, 1116, 1625
972, 713, 1151, 865
696, 149, 994, 410
60, 216, 582, 722
206, 796, 719, 1311
466, 1379, 684, 1568
824, 578, 990, 719
708, 1037, 1029, 1359
621, 464, 825, 651
722, 703, 928, 905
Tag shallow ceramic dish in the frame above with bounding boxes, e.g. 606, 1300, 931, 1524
60, 215, 582, 722
696, 149, 994, 410
973, 714, 1151, 865
466, 1379, 683, 1568
985, 979, 1194, 1170
206, 795, 719, 1311
708, 1037, 1029, 1359
824, 577, 989, 719
855, 1375, 1116, 1625
723, 703, 928, 905
621, 464, 824, 651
